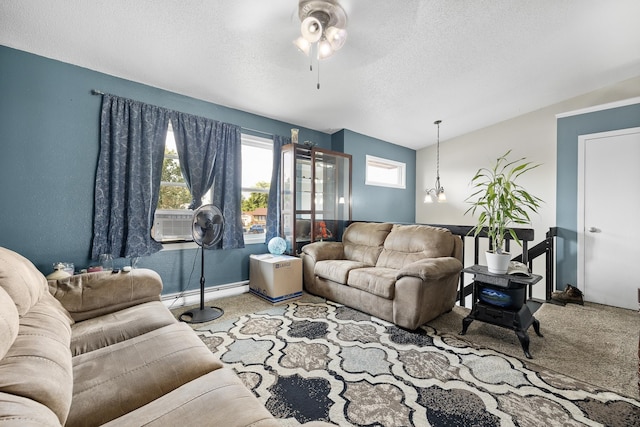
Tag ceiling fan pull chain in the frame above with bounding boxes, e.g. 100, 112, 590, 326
317, 59, 321, 90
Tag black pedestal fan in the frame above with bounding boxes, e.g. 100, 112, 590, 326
179, 204, 225, 323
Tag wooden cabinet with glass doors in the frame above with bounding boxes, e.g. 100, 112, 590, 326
281, 144, 352, 255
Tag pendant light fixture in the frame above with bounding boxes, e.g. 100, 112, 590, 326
424, 120, 447, 203
293, 0, 348, 89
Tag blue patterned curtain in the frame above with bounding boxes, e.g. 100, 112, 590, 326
170, 112, 217, 209
91, 95, 169, 259
211, 123, 245, 249
265, 135, 290, 242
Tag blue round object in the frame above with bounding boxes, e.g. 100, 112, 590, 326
268, 237, 287, 255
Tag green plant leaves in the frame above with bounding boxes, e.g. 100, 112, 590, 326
465, 151, 542, 251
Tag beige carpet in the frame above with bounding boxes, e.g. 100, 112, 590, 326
173, 292, 325, 329
174, 293, 639, 399
426, 301, 639, 399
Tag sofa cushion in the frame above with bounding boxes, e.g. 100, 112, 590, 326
102, 368, 281, 427
0, 292, 74, 425
0, 287, 19, 360
0, 247, 49, 316
377, 224, 456, 269
0, 393, 62, 427
48, 269, 163, 322
343, 222, 393, 265
315, 260, 368, 284
67, 322, 224, 427
70, 300, 178, 356
346, 267, 397, 299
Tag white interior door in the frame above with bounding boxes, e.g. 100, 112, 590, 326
578, 127, 640, 310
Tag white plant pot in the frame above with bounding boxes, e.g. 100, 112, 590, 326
485, 250, 511, 274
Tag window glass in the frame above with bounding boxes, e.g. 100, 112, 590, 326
153, 123, 197, 243
158, 126, 192, 210
365, 155, 406, 189
241, 135, 273, 244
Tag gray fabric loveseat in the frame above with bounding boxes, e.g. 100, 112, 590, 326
300, 222, 464, 330
0, 246, 329, 427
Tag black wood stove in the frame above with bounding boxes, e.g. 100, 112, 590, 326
460, 265, 543, 359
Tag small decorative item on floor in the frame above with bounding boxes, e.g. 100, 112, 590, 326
551, 284, 584, 305
267, 237, 287, 255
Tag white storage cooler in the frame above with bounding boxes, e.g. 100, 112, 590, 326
249, 254, 302, 304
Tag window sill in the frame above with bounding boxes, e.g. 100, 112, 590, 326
243, 234, 266, 245
160, 241, 199, 251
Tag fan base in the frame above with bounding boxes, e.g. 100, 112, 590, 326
179, 306, 224, 324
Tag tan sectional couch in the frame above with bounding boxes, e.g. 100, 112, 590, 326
300, 222, 464, 330
0, 246, 330, 427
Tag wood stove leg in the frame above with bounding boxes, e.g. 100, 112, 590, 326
516, 330, 533, 359
460, 316, 474, 335
532, 317, 543, 337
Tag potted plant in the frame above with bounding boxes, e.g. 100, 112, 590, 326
465, 150, 543, 274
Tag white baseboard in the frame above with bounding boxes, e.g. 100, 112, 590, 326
161, 280, 249, 309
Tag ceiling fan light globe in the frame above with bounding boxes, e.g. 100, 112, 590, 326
301, 16, 323, 43
325, 26, 347, 50
317, 38, 334, 59
293, 37, 311, 56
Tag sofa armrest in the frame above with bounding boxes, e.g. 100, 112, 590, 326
397, 257, 463, 281
300, 241, 345, 262
47, 269, 163, 322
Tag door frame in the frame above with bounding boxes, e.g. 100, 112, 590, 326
577, 126, 640, 293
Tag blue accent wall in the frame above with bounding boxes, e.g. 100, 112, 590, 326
0, 46, 415, 294
556, 102, 640, 288
333, 129, 416, 223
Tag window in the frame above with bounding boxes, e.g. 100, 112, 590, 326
152, 127, 273, 244
241, 135, 273, 244
365, 155, 406, 189
153, 123, 202, 243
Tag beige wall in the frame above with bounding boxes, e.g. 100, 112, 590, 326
415, 75, 640, 298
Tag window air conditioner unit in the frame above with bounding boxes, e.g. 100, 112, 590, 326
153, 210, 193, 242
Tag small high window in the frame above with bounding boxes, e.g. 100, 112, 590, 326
365, 155, 406, 189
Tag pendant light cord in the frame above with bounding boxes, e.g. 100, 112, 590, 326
435, 120, 441, 181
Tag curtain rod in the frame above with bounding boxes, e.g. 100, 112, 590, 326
91, 89, 275, 139
241, 127, 274, 138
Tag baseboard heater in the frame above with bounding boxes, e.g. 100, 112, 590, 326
161, 280, 249, 309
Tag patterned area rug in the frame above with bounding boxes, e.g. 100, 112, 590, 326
196, 301, 640, 426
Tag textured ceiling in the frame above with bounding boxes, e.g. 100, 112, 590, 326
1, 0, 640, 149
